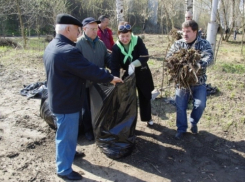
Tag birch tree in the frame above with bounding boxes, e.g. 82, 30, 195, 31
218, 0, 236, 41
116, 0, 124, 22
185, 0, 193, 12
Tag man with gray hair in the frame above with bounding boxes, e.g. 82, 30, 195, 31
185, 11, 193, 21
43, 14, 123, 180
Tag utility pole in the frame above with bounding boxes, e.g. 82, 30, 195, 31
207, 0, 219, 55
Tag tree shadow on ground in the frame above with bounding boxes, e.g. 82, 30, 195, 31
151, 98, 176, 121
74, 159, 145, 182
77, 123, 245, 182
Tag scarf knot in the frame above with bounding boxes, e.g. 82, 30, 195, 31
116, 33, 138, 64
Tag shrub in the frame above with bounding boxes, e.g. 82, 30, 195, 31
44, 35, 53, 42
0, 38, 18, 47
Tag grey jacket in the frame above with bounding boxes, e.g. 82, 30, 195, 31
76, 33, 111, 68
166, 36, 214, 85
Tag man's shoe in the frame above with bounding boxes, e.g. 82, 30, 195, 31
58, 171, 82, 180
75, 151, 85, 159
85, 131, 94, 141
174, 132, 184, 140
147, 120, 154, 126
190, 125, 198, 134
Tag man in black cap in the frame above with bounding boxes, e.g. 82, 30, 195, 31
76, 17, 111, 141
43, 14, 123, 180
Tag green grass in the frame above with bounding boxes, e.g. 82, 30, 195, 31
221, 63, 245, 74
0, 46, 10, 52
26, 37, 48, 50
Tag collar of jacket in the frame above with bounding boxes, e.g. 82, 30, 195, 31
98, 26, 108, 33
116, 33, 138, 64
180, 34, 202, 44
56, 34, 76, 46
84, 33, 99, 43
179, 35, 202, 49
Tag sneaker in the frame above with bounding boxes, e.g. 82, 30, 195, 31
190, 125, 198, 134
147, 120, 154, 126
174, 132, 185, 140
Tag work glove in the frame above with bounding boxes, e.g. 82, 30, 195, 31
128, 59, 142, 75
128, 63, 135, 75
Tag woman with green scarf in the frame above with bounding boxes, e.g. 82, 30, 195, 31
111, 21, 154, 126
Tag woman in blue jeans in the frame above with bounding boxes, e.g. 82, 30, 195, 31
166, 20, 213, 139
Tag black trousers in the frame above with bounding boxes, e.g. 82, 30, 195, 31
137, 88, 152, 121
80, 88, 92, 133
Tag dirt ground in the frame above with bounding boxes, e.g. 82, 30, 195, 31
0, 41, 245, 182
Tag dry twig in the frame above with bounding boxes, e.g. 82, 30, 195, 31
165, 49, 201, 92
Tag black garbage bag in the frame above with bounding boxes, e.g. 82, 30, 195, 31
40, 88, 56, 129
20, 81, 47, 99
90, 74, 137, 159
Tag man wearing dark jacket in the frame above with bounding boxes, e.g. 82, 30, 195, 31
166, 20, 213, 140
43, 14, 122, 180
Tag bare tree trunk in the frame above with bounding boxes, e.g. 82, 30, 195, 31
148, 0, 158, 26
164, 4, 170, 34
224, 0, 235, 41
193, 0, 200, 22
116, 0, 124, 23
170, 18, 175, 29
185, 0, 193, 12
220, 0, 230, 41
16, 0, 26, 48
241, 0, 244, 55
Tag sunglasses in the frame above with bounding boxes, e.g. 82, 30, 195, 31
119, 24, 132, 31
185, 17, 191, 18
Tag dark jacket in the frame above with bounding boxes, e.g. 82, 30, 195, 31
166, 36, 213, 85
43, 34, 113, 114
111, 36, 154, 99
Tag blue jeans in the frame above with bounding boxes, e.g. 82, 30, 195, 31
175, 84, 206, 133
54, 112, 80, 175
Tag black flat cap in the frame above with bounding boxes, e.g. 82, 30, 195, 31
82, 17, 101, 27
56, 13, 82, 27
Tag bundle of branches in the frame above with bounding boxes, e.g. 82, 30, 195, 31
169, 29, 182, 41
165, 49, 202, 91
0, 38, 18, 48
